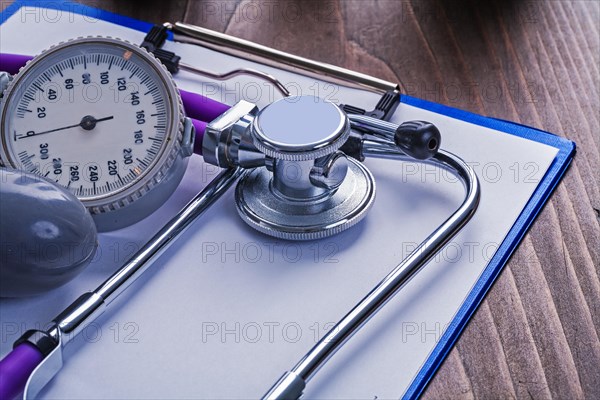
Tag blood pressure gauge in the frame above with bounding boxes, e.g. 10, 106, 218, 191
0, 37, 195, 231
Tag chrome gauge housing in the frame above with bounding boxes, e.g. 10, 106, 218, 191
0, 37, 194, 230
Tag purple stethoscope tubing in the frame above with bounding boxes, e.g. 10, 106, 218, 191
0, 53, 232, 154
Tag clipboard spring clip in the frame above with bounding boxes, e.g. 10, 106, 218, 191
142, 25, 402, 120
141, 25, 291, 97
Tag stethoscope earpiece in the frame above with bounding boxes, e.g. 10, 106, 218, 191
395, 120, 441, 160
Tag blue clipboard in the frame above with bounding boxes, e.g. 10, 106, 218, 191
0, 1, 576, 398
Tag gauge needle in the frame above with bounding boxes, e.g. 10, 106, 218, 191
19, 115, 114, 139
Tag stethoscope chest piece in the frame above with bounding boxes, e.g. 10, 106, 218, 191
237, 96, 376, 240
236, 156, 375, 240
208, 96, 376, 240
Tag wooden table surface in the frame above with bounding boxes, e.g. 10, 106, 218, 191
4, 0, 599, 398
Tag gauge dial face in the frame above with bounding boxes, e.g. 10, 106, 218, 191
0, 38, 178, 204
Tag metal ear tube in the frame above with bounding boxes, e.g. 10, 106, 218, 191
196, 96, 480, 399
0, 167, 243, 399
261, 136, 479, 400
262, 146, 480, 399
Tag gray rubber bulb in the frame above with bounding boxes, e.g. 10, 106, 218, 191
0, 167, 98, 297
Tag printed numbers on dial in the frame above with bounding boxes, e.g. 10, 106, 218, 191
3, 42, 171, 200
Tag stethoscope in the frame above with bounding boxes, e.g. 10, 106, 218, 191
0, 33, 480, 400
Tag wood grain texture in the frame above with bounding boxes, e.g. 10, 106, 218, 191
4, 0, 598, 398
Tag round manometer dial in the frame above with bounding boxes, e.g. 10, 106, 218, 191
0, 37, 193, 230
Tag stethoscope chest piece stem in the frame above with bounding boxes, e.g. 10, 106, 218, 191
236, 156, 374, 240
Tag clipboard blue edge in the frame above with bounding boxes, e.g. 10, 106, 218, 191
400, 95, 575, 399
1, 1, 577, 398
